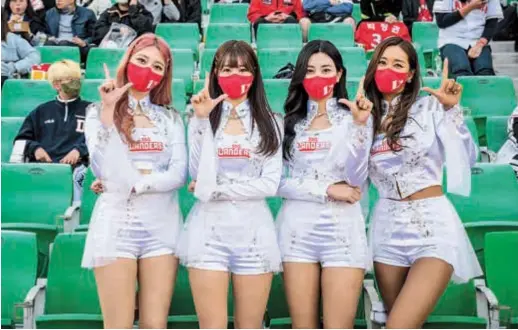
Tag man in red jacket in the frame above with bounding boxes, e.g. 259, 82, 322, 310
247, 0, 311, 41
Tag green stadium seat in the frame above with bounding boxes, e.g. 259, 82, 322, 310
413, 43, 428, 74
209, 4, 249, 24
173, 78, 188, 111
85, 48, 125, 79
155, 23, 200, 58
339, 47, 367, 78
464, 116, 481, 160
346, 77, 360, 99
38, 46, 80, 64
421, 77, 441, 96
352, 3, 361, 23
485, 232, 518, 328
1, 164, 74, 276
75, 168, 97, 232
424, 281, 492, 328
1, 231, 38, 329
168, 265, 198, 328
267, 197, 283, 218
1, 80, 55, 117
179, 184, 196, 219
172, 49, 196, 94
447, 163, 518, 270
34, 233, 103, 329
412, 22, 439, 69
205, 23, 252, 49
1, 117, 24, 162
309, 24, 355, 48
263, 79, 290, 113
201, 0, 208, 13
258, 48, 300, 79
486, 116, 509, 153
199, 48, 217, 80
256, 24, 303, 50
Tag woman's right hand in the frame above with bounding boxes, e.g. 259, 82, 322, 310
327, 183, 361, 203
190, 75, 228, 118
91, 179, 104, 194
99, 63, 132, 111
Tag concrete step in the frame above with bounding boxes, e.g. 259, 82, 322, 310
514, 78, 518, 96
491, 41, 516, 53
492, 52, 518, 65
494, 64, 518, 78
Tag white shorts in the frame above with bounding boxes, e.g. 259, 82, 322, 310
116, 221, 174, 259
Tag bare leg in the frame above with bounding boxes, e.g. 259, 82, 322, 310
282, 262, 321, 329
94, 258, 137, 329
232, 272, 273, 328
299, 18, 312, 43
189, 268, 230, 328
373, 262, 409, 313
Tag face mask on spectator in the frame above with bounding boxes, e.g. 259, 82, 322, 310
127, 62, 164, 92
217, 74, 254, 99
60, 79, 81, 97
374, 68, 408, 94
303, 76, 336, 100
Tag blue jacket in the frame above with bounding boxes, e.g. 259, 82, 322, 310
45, 6, 97, 44
303, 0, 353, 16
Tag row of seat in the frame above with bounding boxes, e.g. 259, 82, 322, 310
3, 229, 516, 329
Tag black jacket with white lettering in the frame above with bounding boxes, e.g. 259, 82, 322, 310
14, 97, 90, 164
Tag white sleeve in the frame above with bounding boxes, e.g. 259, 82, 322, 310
188, 116, 211, 180
133, 111, 187, 195
84, 103, 114, 179
486, 0, 503, 19
340, 115, 374, 187
433, 0, 453, 13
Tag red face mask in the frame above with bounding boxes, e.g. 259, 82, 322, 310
302, 76, 337, 100
374, 69, 408, 94
127, 62, 164, 92
217, 74, 254, 99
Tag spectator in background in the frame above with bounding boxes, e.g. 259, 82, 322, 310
44, 0, 96, 62
248, 0, 311, 41
360, 0, 402, 23
14, 60, 90, 201
403, 0, 435, 33
1, 9, 40, 87
216, 0, 249, 4
139, 0, 180, 25
77, 0, 113, 17
496, 107, 518, 178
92, 0, 153, 45
304, 0, 356, 30
434, 0, 503, 78
5, 0, 47, 44
175, 0, 202, 31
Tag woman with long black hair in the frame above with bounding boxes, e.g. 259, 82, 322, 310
276, 40, 373, 328
366, 37, 481, 328
5, 0, 47, 43
177, 40, 283, 329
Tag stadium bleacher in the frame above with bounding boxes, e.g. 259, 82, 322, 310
2, 2, 518, 329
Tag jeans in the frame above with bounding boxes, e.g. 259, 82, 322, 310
440, 43, 495, 78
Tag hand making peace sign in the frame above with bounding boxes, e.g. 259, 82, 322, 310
338, 76, 373, 125
98, 63, 133, 111
191, 75, 228, 119
421, 59, 463, 110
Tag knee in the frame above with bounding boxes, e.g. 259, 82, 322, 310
299, 17, 311, 29
343, 17, 356, 29
198, 316, 228, 329
138, 317, 167, 329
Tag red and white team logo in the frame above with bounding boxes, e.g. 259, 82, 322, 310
297, 136, 331, 152
218, 144, 251, 159
370, 135, 402, 156
129, 136, 164, 152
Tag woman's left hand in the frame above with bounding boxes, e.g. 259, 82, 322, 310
338, 77, 373, 126
91, 179, 104, 194
421, 59, 463, 110
188, 180, 196, 193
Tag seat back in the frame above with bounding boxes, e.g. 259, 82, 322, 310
338, 47, 367, 79
258, 48, 301, 79
79, 168, 98, 228
44, 233, 101, 315
1, 80, 55, 117
1, 164, 73, 226
79, 79, 104, 103
172, 78, 187, 112
309, 24, 354, 48
351, 3, 361, 23
486, 116, 509, 153
155, 23, 200, 56
421, 77, 442, 97
346, 77, 360, 99
38, 46, 81, 64
485, 231, 518, 318
266, 273, 291, 325
458, 76, 517, 118
465, 116, 481, 158
172, 49, 196, 94
1, 117, 24, 162
199, 48, 217, 80
447, 163, 518, 223
256, 24, 303, 50
179, 185, 196, 219
1, 231, 38, 326
412, 22, 439, 52
263, 79, 290, 114
209, 4, 249, 23
205, 23, 252, 49
85, 48, 125, 79
169, 265, 196, 317
430, 282, 478, 317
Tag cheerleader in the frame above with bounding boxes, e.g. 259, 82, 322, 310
82, 34, 187, 328
177, 40, 283, 328
276, 40, 374, 328
365, 37, 482, 328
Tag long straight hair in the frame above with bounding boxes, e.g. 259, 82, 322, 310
363, 37, 421, 151
1, 8, 9, 41
113, 33, 173, 144
208, 40, 280, 157
283, 40, 348, 160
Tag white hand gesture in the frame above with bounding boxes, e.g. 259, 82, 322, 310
98, 63, 133, 111
338, 77, 373, 126
190, 75, 228, 118
421, 59, 463, 110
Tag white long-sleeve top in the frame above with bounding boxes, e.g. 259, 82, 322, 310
277, 98, 374, 203
369, 95, 478, 200
81, 95, 187, 268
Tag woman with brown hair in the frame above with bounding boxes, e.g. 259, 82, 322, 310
365, 37, 482, 328
177, 40, 282, 328
82, 33, 187, 328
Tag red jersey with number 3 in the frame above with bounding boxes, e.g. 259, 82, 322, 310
417, 0, 433, 22
355, 22, 411, 51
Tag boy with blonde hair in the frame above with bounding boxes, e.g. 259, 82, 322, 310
14, 60, 91, 200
